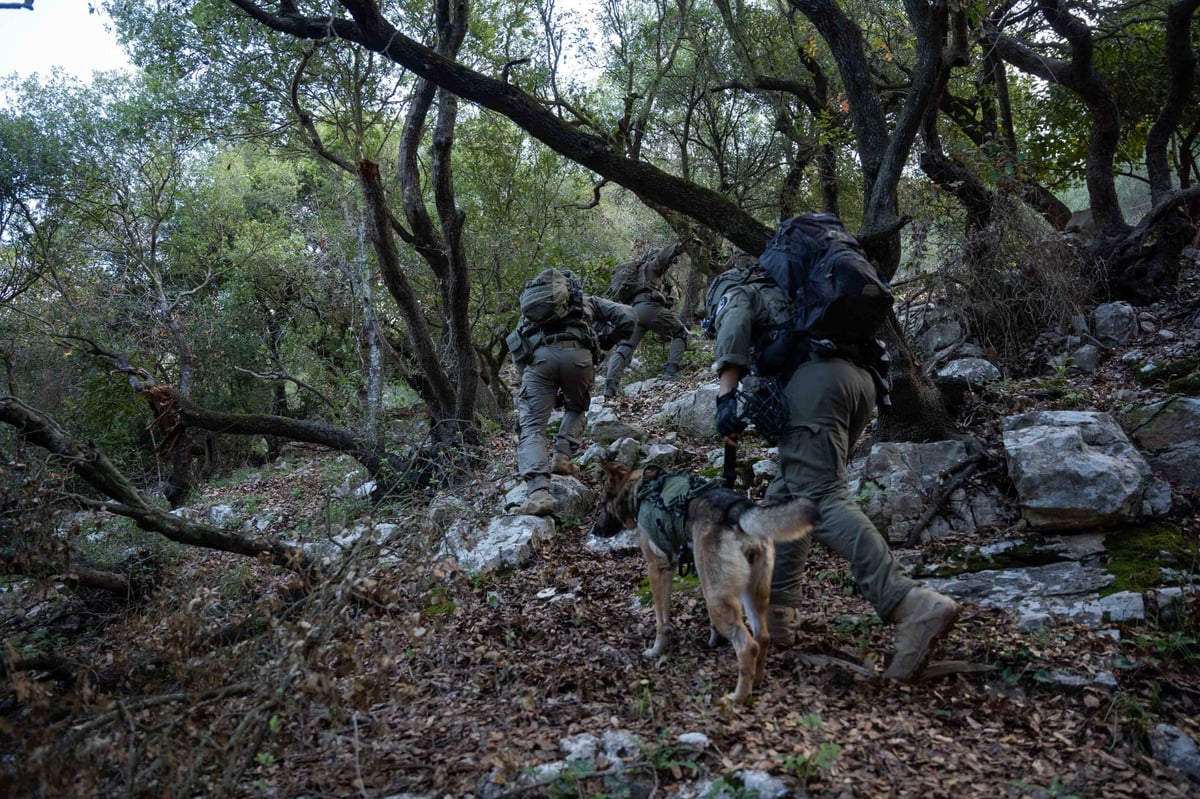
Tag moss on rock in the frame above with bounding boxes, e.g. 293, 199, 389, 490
1102, 522, 1198, 595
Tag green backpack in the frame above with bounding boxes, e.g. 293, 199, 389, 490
520, 267, 582, 327
636, 467, 724, 567
608, 258, 644, 304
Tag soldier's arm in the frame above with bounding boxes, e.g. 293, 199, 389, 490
644, 242, 682, 284
711, 287, 757, 376
590, 296, 637, 339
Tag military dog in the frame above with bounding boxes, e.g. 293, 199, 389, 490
593, 461, 819, 704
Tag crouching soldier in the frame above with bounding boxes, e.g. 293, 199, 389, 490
507, 267, 635, 516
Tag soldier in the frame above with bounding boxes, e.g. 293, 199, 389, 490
708, 245, 960, 682
508, 268, 636, 516
603, 242, 691, 398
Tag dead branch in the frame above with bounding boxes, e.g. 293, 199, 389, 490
62, 682, 259, 739
0, 396, 320, 578
59, 564, 133, 596
903, 453, 987, 547
0, 652, 74, 684
232, 366, 339, 413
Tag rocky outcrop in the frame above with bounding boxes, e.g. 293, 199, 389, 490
1002, 410, 1172, 530
1125, 397, 1200, 490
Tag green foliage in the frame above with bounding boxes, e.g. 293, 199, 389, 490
56, 368, 156, 477
776, 743, 842, 780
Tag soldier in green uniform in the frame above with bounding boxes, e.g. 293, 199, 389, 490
511, 278, 635, 517
603, 242, 691, 398
710, 265, 959, 682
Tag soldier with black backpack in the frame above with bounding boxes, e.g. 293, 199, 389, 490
602, 241, 691, 399
707, 213, 960, 683
506, 267, 635, 516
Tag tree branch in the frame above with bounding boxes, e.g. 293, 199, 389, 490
0, 395, 320, 577
221, 0, 774, 253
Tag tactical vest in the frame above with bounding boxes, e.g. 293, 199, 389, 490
636, 469, 724, 569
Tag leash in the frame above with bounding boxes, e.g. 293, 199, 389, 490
723, 442, 736, 489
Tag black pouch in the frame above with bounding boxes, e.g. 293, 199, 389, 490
506, 328, 535, 367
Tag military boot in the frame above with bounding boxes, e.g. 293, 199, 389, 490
550, 453, 580, 477
662, 363, 680, 380
515, 488, 555, 517
883, 587, 960, 682
767, 605, 801, 647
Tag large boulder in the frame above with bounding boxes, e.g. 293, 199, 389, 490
442, 514, 556, 574
648, 383, 719, 440
925, 561, 1143, 631
1002, 411, 1171, 530
1092, 301, 1138, 347
587, 403, 643, 444
852, 440, 1012, 543
1125, 397, 1200, 490
501, 475, 597, 521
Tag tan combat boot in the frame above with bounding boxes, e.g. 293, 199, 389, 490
767, 605, 801, 647
883, 587, 960, 682
515, 488, 555, 517
550, 453, 580, 477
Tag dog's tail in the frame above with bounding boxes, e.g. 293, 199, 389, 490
735, 496, 819, 543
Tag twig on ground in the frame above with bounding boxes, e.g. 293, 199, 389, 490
903, 453, 987, 547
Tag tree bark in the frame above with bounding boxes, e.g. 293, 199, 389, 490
1145, 1, 1200, 205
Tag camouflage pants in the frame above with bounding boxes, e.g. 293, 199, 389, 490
517, 341, 594, 493
765, 357, 916, 620
604, 300, 689, 393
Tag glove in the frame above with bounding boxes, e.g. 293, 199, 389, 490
715, 391, 746, 438
598, 332, 618, 351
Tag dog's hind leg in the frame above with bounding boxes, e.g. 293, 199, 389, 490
745, 555, 775, 685
707, 595, 759, 704
640, 535, 673, 658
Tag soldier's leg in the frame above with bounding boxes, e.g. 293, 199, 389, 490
663, 313, 689, 377
640, 304, 689, 377
516, 352, 558, 496
554, 349, 595, 458
604, 324, 645, 397
771, 359, 915, 620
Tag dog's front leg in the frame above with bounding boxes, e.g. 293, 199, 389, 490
640, 534, 673, 658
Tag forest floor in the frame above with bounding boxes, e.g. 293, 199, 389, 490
5, 270, 1200, 798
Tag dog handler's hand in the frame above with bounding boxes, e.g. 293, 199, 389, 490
716, 391, 745, 439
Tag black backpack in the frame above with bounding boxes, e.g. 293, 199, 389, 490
757, 213, 893, 343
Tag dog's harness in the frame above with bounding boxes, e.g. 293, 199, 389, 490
636, 467, 724, 575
